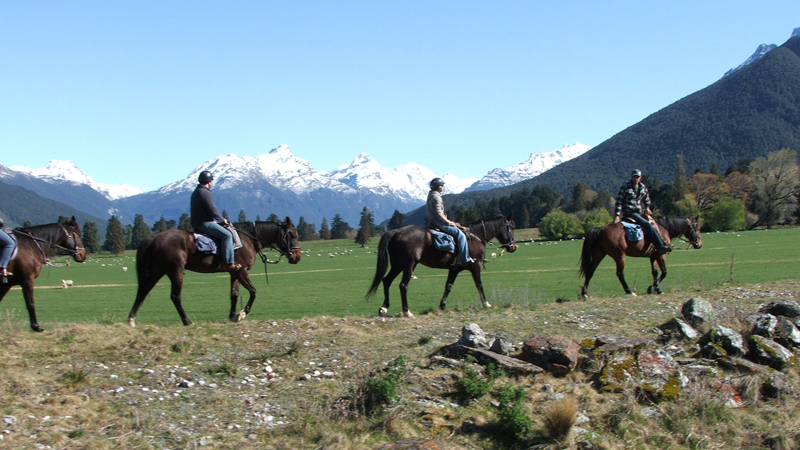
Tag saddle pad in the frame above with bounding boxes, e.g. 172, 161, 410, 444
193, 233, 217, 254
430, 229, 455, 253
2, 228, 19, 261
621, 221, 644, 242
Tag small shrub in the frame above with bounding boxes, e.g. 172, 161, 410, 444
454, 367, 491, 403
418, 336, 433, 345
485, 363, 505, 381
60, 366, 89, 387
538, 210, 582, 240
495, 384, 532, 440
67, 429, 85, 439
206, 362, 237, 377
362, 355, 408, 415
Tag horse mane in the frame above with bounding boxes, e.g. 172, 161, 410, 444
466, 216, 507, 241
655, 216, 689, 238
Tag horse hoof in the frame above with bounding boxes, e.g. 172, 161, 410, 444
378, 307, 388, 317
629, 292, 638, 297
128, 318, 136, 327
647, 286, 654, 295
236, 310, 247, 322
402, 311, 414, 318
32, 325, 44, 333
482, 302, 492, 308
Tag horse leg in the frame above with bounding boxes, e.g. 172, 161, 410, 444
128, 272, 164, 327
20, 280, 43, 332
581, 252, 606, 299
379, 266, 402, 317
229, 278, 241, 322
654, 257, 667, 294
399, 269, 414, 318
614, 256, 635, 296
468, 266, 491, 308
167, 269, 192, 326
233, 274, 257, 323
439, 269, 461, 310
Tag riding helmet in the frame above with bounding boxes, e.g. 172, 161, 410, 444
198, 171, 214, 184
430, 177, 445, 189
631, 169, 642, 178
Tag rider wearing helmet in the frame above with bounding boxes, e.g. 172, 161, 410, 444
614, 169, 671, 255
0, 218, 16, 280
426, 178, 474, 266
190, 171, 241, 271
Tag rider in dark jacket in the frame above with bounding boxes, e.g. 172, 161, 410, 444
190, 171, 241, 271
426, 178, 474, 266
614, 169, 671, 255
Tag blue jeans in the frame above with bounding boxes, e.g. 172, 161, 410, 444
628, 213, 666, 249
433, 221, 473, 264
195, 222, 235, 264
0, 230, 15, 269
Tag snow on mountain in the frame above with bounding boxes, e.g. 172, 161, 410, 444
465, 143, 591, 192
723, 27, 800, 77
9, 160, 145, 200
328, 154, 477, 203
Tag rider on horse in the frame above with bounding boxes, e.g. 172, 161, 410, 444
614, 169, 671, 255
426, 177, 474, 266
190, 170, 242, 272
0, 218, 16, 280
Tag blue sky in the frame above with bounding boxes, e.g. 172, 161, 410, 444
2, 2, 799, 191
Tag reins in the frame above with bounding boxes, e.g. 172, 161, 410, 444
235, 221, 298, 284
468, 217, 515, 264
13, 224, 84, 266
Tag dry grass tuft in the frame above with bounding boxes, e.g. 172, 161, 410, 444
541, 397, 578, 441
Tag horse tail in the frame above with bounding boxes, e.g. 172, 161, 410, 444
579, 227, 602, 277
366, 229, 397, 299
135, 235, 156, 290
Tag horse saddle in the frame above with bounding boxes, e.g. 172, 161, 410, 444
429, 229, 456, 253
193, 225, 243, 254
2, 228, 19, 261
620, 221, 644, 242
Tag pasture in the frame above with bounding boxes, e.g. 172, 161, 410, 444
1, 227, 798, 327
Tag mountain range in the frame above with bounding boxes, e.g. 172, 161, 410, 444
0, 143, 590, 228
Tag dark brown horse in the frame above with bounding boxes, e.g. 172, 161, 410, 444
366, 214, 516, 317
0, 217, 87, 332
127, 218, 301, 326
579, 216, 702, 298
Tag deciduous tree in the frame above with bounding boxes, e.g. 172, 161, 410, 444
749, 148, 800, 228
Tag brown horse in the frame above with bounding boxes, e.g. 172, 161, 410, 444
0, 217, 87, 332
366, 214, 516, 317
127, 218, 301, 326
579, 216, 702, 298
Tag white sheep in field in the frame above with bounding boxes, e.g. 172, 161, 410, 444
122, 267, 128, 272
61, 280, 73, 289
491, 253, 497, 259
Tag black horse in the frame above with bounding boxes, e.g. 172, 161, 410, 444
579, 216, 702, 298
0, 217, 87, 332
366, 214, 516, 317
128, 219, 301, 326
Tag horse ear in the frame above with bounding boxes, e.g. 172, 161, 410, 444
284, 217, 294, 227
506, 212, 513, 220
70, 216, 78, 227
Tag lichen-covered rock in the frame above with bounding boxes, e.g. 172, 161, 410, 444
590, 335, 652, 355
715, 356, 772, 375
748, 335, 796, 370
457, 323, 488, 348
774, 317, 800, 349
682, 297, 715, 327
489, 337, 512, 355
596, 356, 638, 392
699, 326, 746, 357
745, 313, 778, 338
658, 317, 699, 340
520, 335, 580, 376
637, 349, 688, 400
758, 300, 800, 319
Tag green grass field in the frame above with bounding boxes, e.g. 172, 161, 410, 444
2, 227, 798, 327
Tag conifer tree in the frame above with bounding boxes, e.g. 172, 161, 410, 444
330, 214, 352, 239
151, 216, 169, 233
318, 217, 331, 240
674, 154, 688, 203
238, 210, 247, 222
355, 207, 375, 246
387, 210, 405, 230
130, 214, 151, 250
267, 213, 279, 222
82, 221, 100, 253
178, 213, 192, 232
297, 216, 316, 241
103, 216, 126, 255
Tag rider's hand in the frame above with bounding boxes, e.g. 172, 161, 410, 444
613, 216, 621, 224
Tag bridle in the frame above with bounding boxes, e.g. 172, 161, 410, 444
14, 223, 84, 264
236, 221, 300, 281
476, 217, 515, 250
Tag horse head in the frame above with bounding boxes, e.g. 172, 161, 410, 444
499, 213, 517, 253
280, 217, 302, 264
686, 216, 702, 249
63, 216, 87, 262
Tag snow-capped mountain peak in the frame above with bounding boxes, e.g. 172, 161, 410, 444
10, 159, 145, 200
465, 142, 591, 192
723, 26, 800, 77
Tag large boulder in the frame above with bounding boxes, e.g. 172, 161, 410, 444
745, 313, 778, 337
699, 326, 747, 357
758, 300, 800, 319
747, 335, 796, 371
457, 323, 489, 348
658, 317, 699, 341
637, 349, 688, 400
520, 335, 580, 376
774, 317, 800, 348
681, 297, 715, 327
